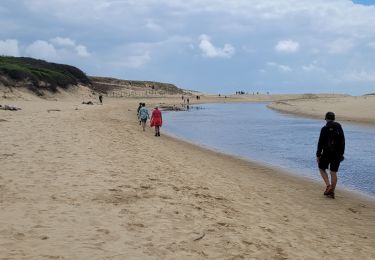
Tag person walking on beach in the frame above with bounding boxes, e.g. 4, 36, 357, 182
138, 103, 150, 131
137, 102, 143, 125
99, 94, 103, 104
316, 112, 345, 199
150, 106, 162, 136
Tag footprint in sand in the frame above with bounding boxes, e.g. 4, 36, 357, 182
140, 185, 152, 189
97, 228, 110, 235
275, 247, 288, 260
41, 255, 64, 259
283, 215, 290, 222
348, 207, 360, 214
14, 232, 25, 240
260, 226, 274, 234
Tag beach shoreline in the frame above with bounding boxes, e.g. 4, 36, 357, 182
161, 104, 375, 201
166, 130, 375, 201
1, 92, 375, 259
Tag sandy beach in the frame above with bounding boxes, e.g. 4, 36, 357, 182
1, 90, 375, 259
268, 95, 375, 125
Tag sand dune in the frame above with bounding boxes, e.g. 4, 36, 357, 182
1, 91, 374, 259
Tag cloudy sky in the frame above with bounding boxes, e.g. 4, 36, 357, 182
1, 0, 375, 95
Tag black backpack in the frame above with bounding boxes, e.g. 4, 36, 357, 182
326, 126, 341, 153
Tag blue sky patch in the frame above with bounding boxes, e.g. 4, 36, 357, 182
352, 0, 375, 5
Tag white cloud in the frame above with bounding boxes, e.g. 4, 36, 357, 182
23, 37, 91, 60
199, 34, 235, 58
0, 36, 91, 63
50, 37, 90, 57
75, 45, 90, 57
267, 62, 292, 72
275, 40, 300, 53
50, 37, 76, 47
279, 65, 292, 72
0, 39, 20, 56
25, 40, 58, 60
302, 61, 323, 72
302, 64, 316, 71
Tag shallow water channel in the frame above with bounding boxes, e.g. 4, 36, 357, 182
163, 102, 375, 197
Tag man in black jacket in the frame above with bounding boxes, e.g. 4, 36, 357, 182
316, 112, 345, 199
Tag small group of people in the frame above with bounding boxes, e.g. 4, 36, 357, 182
137, 102, 163, 136
181, 96, 190, 104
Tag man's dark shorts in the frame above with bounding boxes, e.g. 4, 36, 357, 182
319, 156, 341, 172
140, 118, 147, 123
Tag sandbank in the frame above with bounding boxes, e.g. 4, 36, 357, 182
268, 95, 375, 125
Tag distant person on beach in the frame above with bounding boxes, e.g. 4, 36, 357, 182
99, 94, 103, 104
316, 112, 345, 199
150, 106, 163, 136
137, 102, 143, 125
138, 103, 150, 131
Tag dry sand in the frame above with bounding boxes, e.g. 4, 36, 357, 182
268, 95, 375, 125
1, 90, 375, 259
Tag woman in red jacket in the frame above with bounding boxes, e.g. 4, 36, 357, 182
150, 106, 163, 136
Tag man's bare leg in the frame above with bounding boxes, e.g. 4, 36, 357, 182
320, 168, 333, 196
319, 169, 330, 187
323, 171, 337, 198
330, 171, 337, 191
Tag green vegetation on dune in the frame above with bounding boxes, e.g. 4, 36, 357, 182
0, 56, 90, 93
0, 56, 186, 97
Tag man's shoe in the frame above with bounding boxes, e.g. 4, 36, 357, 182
326, 190, 335, 199
324, 185, 331, 196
